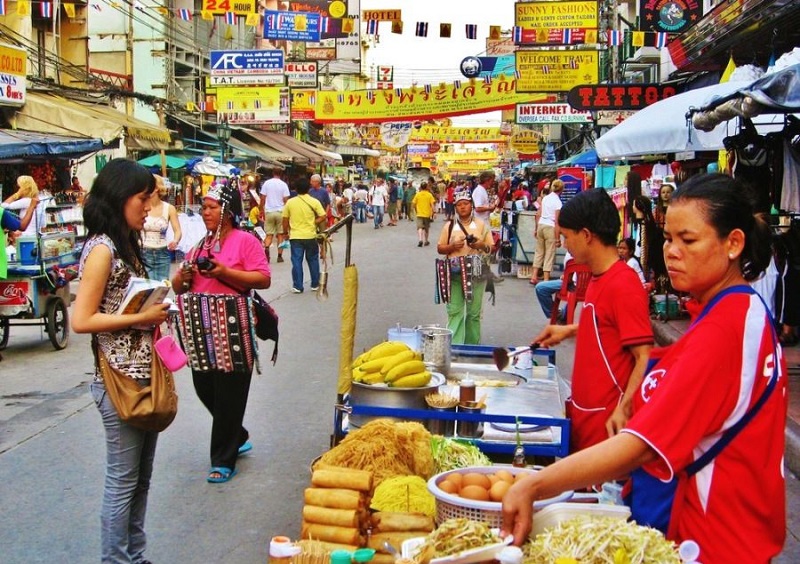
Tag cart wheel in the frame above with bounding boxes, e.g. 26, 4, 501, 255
46, 298, 69, 350
0, 318, 8, 350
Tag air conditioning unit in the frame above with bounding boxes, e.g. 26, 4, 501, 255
628, 47, 661, 64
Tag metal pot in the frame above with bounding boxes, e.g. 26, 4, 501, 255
349, 372, 445, 428
418, 327, 452, 375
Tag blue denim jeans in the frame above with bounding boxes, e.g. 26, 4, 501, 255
373, 205, 384, 227
90, 381, 158, 564
142, 247, 171, 281
354, 201, 367, 223
535, 279, 564, 319
290, 238, 320, 291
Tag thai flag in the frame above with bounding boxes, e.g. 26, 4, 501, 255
320, 17, 329, 33
225, 11, 235, 25
90, 3, 102, 11
395, 87, 403, 96
514, 70, 521, 79
309, 95, 315, 105
198, 102, 206, 111
415, 22, 428, 37
569, 57, 578, 69
465, 24, 477, 40
366, 19, 378, 35
178, 8, 191, 21
656, 32, 668, 48
424, 84, 432, 94
608, 30, 621, 46
513, 26, 522, 43
254, 99, 261, 109
337, 94, 344, 103
366, 91, 374, 101
0, 0, 6, 15
453, 79, 461, 89
483, 75, 492, 85
562, 29, 572, 44
40, 1, 52, 17
542, 65, 550, 74
226, 101, 234, 110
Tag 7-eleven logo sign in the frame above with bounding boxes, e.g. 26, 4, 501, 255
377, 66, 393, 81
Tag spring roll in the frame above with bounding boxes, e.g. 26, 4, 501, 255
370, 512, 435, 533
301, 522, 363, 546
311, 468, 372, 492
303, 506, 360, 528
304, 488, 364, 510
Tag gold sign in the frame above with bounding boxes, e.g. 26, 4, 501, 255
515, 50, 599, 93
410, 126, 504, 144
514, 1, 598, 29
437, 151, 499, 162
361, 9, 401, 21
201, 0, 256, 15
0, 44, 27, 76
510, 129, 544, 153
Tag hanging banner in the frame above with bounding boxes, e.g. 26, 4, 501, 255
0, 43, 27, 106
409, 126, 505, 144
210, 50, 284, 76
216, 86, 290, 124
510, 129, 544, 153
437, 151, 499, 162
306, 39, 337, 60
314, 80, 549, 123
285, 61, 318, 88
567, 83, 678, 110
515, 50, 599, 92
380, 122, 413, 149
264, 10, 323, 42
515, 1, 598, 29
201, 0, 256, 15
516, 103, 593, 124
289, 0, 350, 39
290, 89, 316, 121
639, 0, 702, 33
514, 28, 597, 45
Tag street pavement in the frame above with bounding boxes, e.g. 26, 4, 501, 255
0, 216, 797, 562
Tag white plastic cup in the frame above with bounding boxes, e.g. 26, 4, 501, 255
678, 540, 700, 563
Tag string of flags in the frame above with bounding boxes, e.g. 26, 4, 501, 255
607, 29, 670, 49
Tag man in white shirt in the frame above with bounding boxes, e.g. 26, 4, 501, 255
259, 167, 290, 262
370, 171, 389, 229
471, 170, 495, 225
353, 185, 369, 223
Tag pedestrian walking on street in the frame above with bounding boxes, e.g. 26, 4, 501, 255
530, 179, 564, 285
404, 182, 417, 221
412, 181, 437, 247
141, 175, 181, 281
172, 182, 270, 484
259, 167, 290, 263
353, 184, 368, 223
71, 158, 171, 564
282, 176, 326, 293
370, 171, 389, 229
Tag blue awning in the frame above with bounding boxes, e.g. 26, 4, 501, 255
0, 129, 104, 159
138, 154, 188, 169
557, 149, 598, 168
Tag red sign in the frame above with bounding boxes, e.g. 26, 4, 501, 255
515, 28, 592, 45
0, 280, 31, 307
376, 81, 393, 90
567, 83, 678, 111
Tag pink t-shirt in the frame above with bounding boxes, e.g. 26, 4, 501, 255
187, 229, 269, 294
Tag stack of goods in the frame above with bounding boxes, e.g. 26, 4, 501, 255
352, 342, 431, 388
314, 420, 434, 486
367, 512, 435, 564
301, 467, 373, 551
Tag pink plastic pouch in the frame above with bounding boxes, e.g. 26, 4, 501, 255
154, 333, 188, 372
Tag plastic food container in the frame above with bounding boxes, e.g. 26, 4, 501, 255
530, 502, 631, 536
427, 466, 573, 527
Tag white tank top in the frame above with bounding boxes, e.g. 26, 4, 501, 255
142, 204, 170, 249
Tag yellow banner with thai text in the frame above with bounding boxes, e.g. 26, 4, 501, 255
437, 151, 499, 162
409, 126, 504, 144
515, 50, 599, 93
314, 80, 549, 123
515, 1, 598, 29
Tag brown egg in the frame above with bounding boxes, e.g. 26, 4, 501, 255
462, 472, 492, 490
448, 472, 463, 490
487, 474, 500, 486
489, 479, 511, 501
494, 469, 515, 484
438, 479, 459, 494
460, 484, 490, 501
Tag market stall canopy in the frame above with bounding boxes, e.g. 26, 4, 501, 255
333, 144, 381, 157
557, 149, 598, 168
189, 157, 238, 176
691, 63, 800, 131
12, 92, 173, 151
255, 130, 341, 164
308, 141, 344, 164
228, 131, 295, 166
234, 129, 310, 164
595, 82, 754, 159
0, 129, 103, 159
138, 154, 187, 169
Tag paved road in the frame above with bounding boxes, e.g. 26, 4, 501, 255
0, 218, 797, 562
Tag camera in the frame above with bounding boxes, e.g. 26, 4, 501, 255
465, 234, 477, 245
196, 257, 215, 272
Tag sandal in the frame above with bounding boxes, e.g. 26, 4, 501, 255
207, 466, 238, 483
238, 441, 253, 455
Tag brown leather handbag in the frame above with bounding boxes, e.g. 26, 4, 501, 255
93, 334, 178, 432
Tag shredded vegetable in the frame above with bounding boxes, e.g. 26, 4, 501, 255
524, 516, 680, 564
417, 518, 499, 558
431, 436, 492, 474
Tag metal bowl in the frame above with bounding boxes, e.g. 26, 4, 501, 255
349, 372, 445, 428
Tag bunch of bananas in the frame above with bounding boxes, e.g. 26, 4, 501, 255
351, 341, 432, 388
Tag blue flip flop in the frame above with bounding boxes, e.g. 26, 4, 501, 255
207, 466, 238, 483
238, 441, 253, 456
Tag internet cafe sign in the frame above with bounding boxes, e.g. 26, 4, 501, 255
516, 103, 592, 124
0, 44, 27, 106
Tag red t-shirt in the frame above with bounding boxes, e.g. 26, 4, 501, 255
568, 260, 652, 451
624, 293, 787, 563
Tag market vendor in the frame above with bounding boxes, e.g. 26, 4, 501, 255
0, 194, 40, 278
502, 174, 786, 564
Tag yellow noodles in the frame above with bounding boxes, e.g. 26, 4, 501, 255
370, 476, 436, 517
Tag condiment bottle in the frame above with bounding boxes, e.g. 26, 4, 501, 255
269, 536, 302, 564
459, 378, 476, 404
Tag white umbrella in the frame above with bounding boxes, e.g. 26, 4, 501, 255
595, 81, 754, 160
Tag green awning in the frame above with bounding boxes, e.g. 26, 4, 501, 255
138, 154, 187, 169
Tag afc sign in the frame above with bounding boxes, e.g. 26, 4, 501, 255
567, 83, 678, 111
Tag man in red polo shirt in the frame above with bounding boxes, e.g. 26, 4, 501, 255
532, 188, 653, 452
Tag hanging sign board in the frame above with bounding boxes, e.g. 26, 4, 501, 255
515, 50, 598, 92
210, 50, 284, 76
216, 86, 290, 124
285, 61, 318, 88
290, 89, 316, 121
201, 0, 257, 15
514, 1, 598, 29
516, 103, 593, 124
639, 0, 702, 33
263, 10, 323, 42
567, 83, 678, 110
